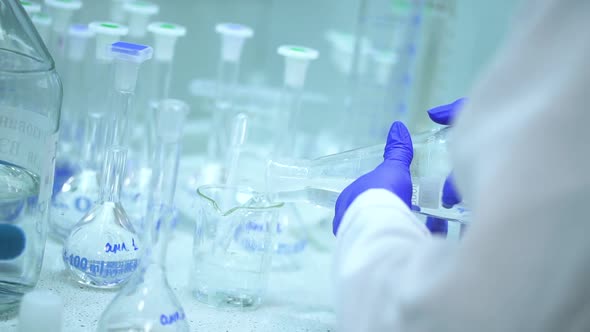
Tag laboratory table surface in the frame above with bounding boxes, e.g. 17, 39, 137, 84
0, 224, 336, 332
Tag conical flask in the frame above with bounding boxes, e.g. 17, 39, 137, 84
0, 0, 62, 311
97, 100, 190, 331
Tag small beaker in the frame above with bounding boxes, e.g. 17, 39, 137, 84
191, 185, 283, 309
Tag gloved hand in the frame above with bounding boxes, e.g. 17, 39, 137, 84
424, 98, 465, 235
333, 122, 413, 235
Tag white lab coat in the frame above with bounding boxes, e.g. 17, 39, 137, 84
334, 0, 590, 331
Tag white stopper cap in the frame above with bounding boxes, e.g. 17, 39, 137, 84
123, 0, 160, 39
67, 24, 94, 61
110, 0, 130, 23
147, 22, 187, 61
31, 12, 52, 27
372, 51, 397, 86
44, 0, 82, 32
18, 290, 64, 332
156, 99, 189, 142
110, 41, 153, 91
215, 22, 254, 62
277, 45, 319, 89
20, 1, 41, 15
89, 21, 129, 60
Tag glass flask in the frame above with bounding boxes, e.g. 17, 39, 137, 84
104, 40, 153, 228
50, 110, 102, 241
267, 127, 470, 222
50, 25, 98, 242
270, 45, 319, 270
191, 185, 283, 309
0, 0, 62, 311
208, 22, 253, 163
62, 145, 141, 289
97, 100, 190, 332
124, 22, 186, 226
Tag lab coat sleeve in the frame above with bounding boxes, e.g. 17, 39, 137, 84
334, 1, 590, 331
334, 188, 435, 331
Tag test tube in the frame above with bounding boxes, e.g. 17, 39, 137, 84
208, 23, 253, 161
31, 12, 52, 45
44, 0, 82, 69
87, 21, 129, 164
274, 45, 319, 158
123, 0, 160, 43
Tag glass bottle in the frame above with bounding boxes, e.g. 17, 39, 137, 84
97, 99, 190, 332
267, 127, 470, 222
0, 0, 62, 311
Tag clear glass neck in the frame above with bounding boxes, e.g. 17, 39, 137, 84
99, 146, 127, 203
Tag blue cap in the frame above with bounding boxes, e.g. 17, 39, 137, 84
110, 41, 153, 63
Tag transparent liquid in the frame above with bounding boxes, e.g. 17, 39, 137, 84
192, 253, 266, 309
274, 178, 469, 221
63, 202, 141, 289
0, 163, 42, 310
50, 169, 100, 241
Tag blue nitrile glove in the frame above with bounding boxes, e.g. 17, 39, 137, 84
424, 98, 465, 235
333, 121, 413, 235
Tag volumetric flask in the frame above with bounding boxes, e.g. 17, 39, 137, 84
0, 0, 62, 311
191, 185, 283, 309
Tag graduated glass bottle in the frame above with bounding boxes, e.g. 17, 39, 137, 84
97, 99, 190, 331
267, 127, 470, 222
0, 0, 62, 311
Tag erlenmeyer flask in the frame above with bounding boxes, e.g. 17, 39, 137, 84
97, 205, 189, 332
0, 0, 62, 311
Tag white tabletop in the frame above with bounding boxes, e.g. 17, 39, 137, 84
0, 224, 336, 331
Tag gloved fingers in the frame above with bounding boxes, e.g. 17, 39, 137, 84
427, 98, 466, 125
425, 217, 448, 236
383, 121, 413, 167
442, 173, 462, 208
333, 186, 355, 235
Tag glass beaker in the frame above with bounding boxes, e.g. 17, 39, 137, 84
191, 185, 283, 309
0, 0, 62, 311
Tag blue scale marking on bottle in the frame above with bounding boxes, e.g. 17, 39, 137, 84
111, 41, 150, 56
